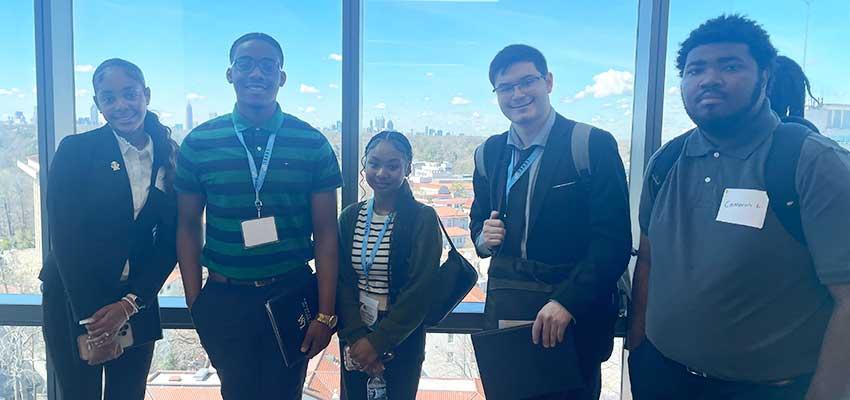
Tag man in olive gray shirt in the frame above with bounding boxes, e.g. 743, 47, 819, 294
628, 15, 850, 400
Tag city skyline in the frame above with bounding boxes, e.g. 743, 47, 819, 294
1, 1, 849, 142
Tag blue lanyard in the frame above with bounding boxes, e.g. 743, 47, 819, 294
360, 199, 394, 279
505, 146, 543, 205
233, 121, 279, 218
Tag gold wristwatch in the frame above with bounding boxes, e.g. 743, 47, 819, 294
315, 313, 338, 329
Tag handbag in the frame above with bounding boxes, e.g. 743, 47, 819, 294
422, 218, 478, 327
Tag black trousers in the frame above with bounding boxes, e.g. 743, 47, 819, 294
628, 339, 812, 400
42, 282, 154, 400
191, 274, 310, 400
340, 326, 426, 400
528, 364, 601, 400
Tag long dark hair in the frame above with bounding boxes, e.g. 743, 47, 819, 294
769, 55, 816, 118
92, 58, 178, 191
362, 130, 416, 207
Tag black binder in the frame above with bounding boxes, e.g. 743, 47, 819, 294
265, 275, 319, 367
472, 324, 584, 400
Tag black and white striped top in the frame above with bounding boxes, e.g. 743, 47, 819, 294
351, 203, 394, 302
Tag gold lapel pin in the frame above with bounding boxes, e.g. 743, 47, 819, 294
111, 161, 121, 171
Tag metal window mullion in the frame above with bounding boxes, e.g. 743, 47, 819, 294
341, 0, 363, 208
622, 0, 670, 399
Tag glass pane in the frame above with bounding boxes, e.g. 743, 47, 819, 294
0, 1, 40, 295
0, 326, 47, 399
662, 0, 850, 148
73, 0, 343, 296
360, 0, 638, 308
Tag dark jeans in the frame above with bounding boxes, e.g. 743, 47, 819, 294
191, 274, 310, 400
42, 282, 154, 400
340, 326, 426, 400
628, 339, 812, 400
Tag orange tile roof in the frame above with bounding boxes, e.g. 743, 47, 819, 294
445, 227, 469, 237
462, 286, 486, 303
435, 206, 467, 218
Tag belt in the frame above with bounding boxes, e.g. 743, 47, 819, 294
207, 271, 287, 287
685, 367, 799, 387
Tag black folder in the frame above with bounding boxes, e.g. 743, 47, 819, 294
472, 324, 584, 400
265, 276, 319, 367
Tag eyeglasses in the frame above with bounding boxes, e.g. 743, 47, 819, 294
493, 75, 545, 95
231, 56, 282, 75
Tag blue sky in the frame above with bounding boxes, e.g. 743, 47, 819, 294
1, 0, 848, 142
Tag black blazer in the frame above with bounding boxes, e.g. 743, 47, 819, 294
40, 125, 178, 345
470, 113, 632, 361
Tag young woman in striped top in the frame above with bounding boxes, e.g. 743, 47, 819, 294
337, 130, 443, 399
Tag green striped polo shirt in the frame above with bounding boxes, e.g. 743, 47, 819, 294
175, 104, 342, 279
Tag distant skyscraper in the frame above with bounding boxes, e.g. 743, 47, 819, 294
387, 119, 394, 131
378, 116, 386, 130
14, 111, 26, 125
90, 103, 100, 126
186, 101, 194, 131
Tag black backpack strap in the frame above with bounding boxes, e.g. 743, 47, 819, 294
647, 131, 691, 213
765, 122, 812, 245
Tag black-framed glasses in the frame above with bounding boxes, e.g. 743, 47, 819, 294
231, 56, 282, 75
493, 75, 545, 95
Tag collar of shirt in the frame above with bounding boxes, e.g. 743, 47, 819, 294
231, 103, 287, 134
507, 108, 556, 151
686, 103, 780, 160
113, 130, 153, 159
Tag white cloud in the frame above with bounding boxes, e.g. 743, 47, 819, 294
374, 102, 386, 110
328, 53, 343, 62
560, 97, 574, 104
574, 69, 634, 99
490, 98, 499, 105
419, 111, 434, 117
75, 64, 95, 73
451, 96, 471, 105
328, 83, 339, 89
316, 95, 324, 100
425, 72, 434, 78
472, 112, 481, 118
75, 89, 90, 97
300, 84, 320, 94
17, 94, 24, 99
424, 96, 431, 102
305, 106, 316, 113
667, 86, 681, 96
186, 92, 206, 101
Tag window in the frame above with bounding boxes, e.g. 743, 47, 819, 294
661, 0, 850, 145
73, 0, 343, 296
0, 1, 40, 296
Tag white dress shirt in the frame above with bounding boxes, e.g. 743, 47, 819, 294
113, 131, 154, 281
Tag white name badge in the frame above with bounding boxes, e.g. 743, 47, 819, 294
716, 188, 770, 229
359, 292, 380, 327
241, 217, 279, 248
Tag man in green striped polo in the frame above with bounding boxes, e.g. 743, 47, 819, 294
175, 33, 341, 400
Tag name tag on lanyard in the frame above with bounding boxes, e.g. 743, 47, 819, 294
361, 199, 394, 288
242, 217, 280, 248
234, 119, 281, 249
505, 147, 543, 205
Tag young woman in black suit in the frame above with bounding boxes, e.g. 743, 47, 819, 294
40, 58, 178, 399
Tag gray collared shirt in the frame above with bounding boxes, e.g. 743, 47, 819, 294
639, 104, 850, 382
476, 108, 556, 258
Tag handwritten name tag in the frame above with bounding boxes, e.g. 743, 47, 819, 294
716, 188, 769, 229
